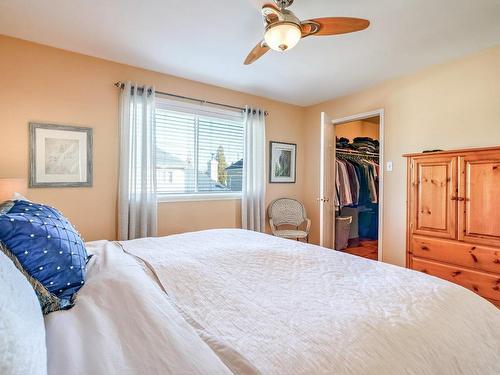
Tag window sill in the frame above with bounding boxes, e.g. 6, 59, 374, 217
158, 193, 242, 203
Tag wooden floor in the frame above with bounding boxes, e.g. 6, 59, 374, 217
341, 240, 378, 260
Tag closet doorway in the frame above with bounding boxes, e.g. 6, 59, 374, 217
319, 110, 384, 261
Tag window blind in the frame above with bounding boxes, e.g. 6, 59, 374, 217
155, 99, 244, 196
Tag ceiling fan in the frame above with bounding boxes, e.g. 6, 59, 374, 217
244, 0, 370, 65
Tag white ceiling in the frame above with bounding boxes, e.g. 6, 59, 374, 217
1, 0, 500, 106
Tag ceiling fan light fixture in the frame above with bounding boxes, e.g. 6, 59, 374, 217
244, 2, 370, 65
264, 22, 301, 52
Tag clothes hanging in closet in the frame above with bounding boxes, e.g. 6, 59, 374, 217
334, 157, 379, 209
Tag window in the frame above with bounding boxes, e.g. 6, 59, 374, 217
155, 98, 244, 200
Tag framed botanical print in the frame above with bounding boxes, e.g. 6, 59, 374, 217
269, 141, 296, 183
29, 123, 93, 187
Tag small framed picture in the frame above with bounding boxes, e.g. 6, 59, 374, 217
269, 141, 296, 183
29, 123, 93, 188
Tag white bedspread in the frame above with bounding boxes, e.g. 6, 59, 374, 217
119, 229, 500, 375
44, 241, 233, 375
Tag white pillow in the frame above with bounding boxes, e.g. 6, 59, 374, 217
12, 192, 30, 201
0, 250, 47, 375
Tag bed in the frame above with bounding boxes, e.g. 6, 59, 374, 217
44, 229, 499, 375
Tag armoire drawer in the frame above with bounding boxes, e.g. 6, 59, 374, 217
411, 236, 500, 274
411, 257, 500, 302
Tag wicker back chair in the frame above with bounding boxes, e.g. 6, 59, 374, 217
268, 198, 311, 242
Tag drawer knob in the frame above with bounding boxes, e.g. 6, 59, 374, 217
421, 245, 429, 251
451, 271, 462, 277
470, 253, 478, 263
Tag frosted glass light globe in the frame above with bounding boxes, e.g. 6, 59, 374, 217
264, 22, 301, 52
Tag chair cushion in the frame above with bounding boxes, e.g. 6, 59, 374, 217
274, 229, 308, 239
0, 200, 88, 314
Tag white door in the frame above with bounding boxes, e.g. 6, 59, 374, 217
319, 112, 335, 248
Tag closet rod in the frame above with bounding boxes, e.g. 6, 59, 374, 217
114, 81, 269, 116
336, 149, 379, 157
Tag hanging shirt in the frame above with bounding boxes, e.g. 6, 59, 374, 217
345, 162, 360, 205
336, 160, 353, 207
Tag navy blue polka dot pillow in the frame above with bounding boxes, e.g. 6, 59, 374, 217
0, 200, 88, 314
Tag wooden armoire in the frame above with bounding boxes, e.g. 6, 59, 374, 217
405, 146, 500, 307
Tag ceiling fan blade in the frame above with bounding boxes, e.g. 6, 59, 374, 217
304, 17, 370, 36
244, 41, 270, 65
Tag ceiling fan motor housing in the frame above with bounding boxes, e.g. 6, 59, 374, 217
265, 9, 301, 28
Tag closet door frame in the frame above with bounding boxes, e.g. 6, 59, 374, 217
329, 109, 385, 260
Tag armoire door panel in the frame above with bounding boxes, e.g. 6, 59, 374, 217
411, 157, 457, 239
459, 152, 500, 247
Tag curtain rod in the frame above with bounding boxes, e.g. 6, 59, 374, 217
114, 81, 268, 116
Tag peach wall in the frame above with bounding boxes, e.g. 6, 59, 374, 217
304, 44, 500, 266
0, 35, 305, 241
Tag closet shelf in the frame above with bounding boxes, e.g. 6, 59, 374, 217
336, 149, 379, 158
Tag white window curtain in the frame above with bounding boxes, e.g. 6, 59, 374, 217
118, 81, 158, 240
242, 106, 266, 232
